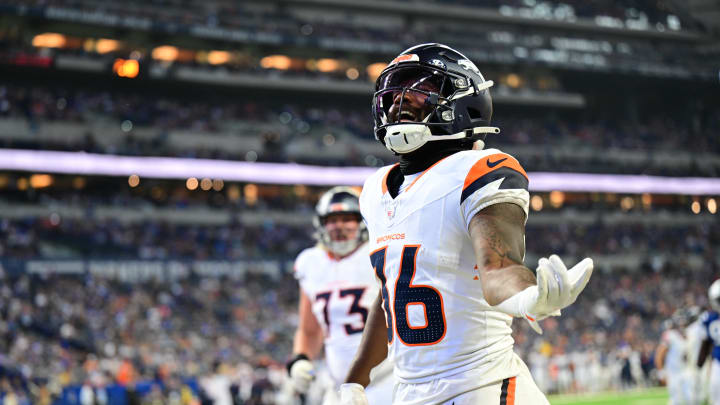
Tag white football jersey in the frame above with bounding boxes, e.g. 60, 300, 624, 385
294, 243, 380, 385
662, 329, 686, 374
360, 148, 530, 386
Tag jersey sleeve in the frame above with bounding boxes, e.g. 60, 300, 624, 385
293, 248, 312, 284
459, 151, 530, 229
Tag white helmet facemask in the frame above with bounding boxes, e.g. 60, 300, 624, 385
312, 187, 368, 257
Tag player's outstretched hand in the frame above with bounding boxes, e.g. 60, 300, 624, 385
288, 356, 315, 393
339, 383, 370, 405
524, 255, 594, 334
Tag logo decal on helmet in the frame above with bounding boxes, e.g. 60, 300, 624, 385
458, 59, 481, 76
429, 59, 446, 69
389, 54, 419, 66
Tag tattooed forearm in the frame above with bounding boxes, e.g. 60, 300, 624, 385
470, 203, 526, 270
469, 202, 537, 306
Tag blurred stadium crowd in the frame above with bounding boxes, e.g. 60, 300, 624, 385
0, 83, 718, 175
0, 186, 717, 403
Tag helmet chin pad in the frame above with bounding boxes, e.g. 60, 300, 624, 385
384, 124, 432, 154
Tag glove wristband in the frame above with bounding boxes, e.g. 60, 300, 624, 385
286, 353, 310, 375
491, 286, 537, 320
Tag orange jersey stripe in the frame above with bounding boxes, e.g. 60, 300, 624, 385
462, 153, 527, 192
507, 376, 517, 405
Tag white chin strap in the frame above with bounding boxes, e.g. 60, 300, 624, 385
384, 125, 500, 154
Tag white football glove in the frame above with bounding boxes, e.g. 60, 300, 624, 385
288, 358, 315, 393
339, 383, 369, 405
493, 255, 594, 334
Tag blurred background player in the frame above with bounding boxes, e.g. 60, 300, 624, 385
655, 310, 689, 405
698, 280, 720, 405
684, 306, 709, 405
288, 187, 393, 404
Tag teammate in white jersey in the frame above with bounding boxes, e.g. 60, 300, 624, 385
339, 43, 594, 405
684, 306, 708, 405
655, 311, 688, 405
288, 187, 393, 405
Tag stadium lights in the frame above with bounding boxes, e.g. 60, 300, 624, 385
113, 59, 139, 78
152, 46, 179, 62
366, 63, 387, 81
316, 58, 340, 72
346, 68, 360, 80
691, 200, 701, 214
707, 198, 717, 214
260, 55, 292, 70
128, 174, 140, 188
32, 33, 66, 48
96, 39, 121, 54
530, 195, 543, 211
29, 174, 53, 189
549, 190, 564, 208
244, 184, 258, 205
186, 177, 199, 190
207, 51, 232, 65
1, 149, 720, 195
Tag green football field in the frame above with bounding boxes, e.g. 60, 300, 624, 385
548, 388, 669, 405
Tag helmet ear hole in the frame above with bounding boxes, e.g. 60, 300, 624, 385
467, 107, 485, 120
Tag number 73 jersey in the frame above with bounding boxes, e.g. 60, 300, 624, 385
294, 242, 380, 384
359, 148, 530, 385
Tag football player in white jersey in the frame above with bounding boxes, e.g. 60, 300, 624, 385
684, 306, 709, 405
338, 43, 594, 405
655, 311, 689, 405
288, 187, 394, 405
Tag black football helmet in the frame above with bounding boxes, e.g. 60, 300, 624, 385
372, 43, 499, 154
313, 187, 368, 256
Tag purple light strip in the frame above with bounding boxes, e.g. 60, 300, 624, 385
0, 149, 718, 195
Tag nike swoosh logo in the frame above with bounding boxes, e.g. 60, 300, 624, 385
487, 157, 507, 168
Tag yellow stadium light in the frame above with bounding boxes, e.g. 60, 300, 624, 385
366, 63, 387, 81
260, 55, 292, 70
691, 200, 701, 214
641, 193, 652, 210
32, 33, 66, 48
549, 191, 564, 208
530, 195, 543, 211
96, 39, 121, 54
316, 58, 340, 72
16, 177, 28, 191
29, 174, 53, 189
620, 196, 635, 211
506, 73, 522, 88
244, 184, 258, 205
212, 179, 224, 191
128, 174, 140, 188
227, 184, 241, 201
152, 45, 179, 61
207, 51, 231, 65
113, 59, 140, 78
200, 178, 213, 191
186, 178, 199, 191
707, 198, 717, 214
30, 174, 53, 189
346, 67, 360, 80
